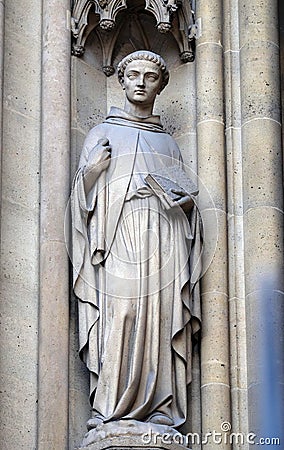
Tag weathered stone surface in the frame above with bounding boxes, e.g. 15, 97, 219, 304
195, 45, 224, 124
0, 0, 41, 448
242, 121, 282, 211
243, 207, 284, 294
239, 0, 279, 47
196, 1, 231, 448
199, 209, 227, 291
79, 442, 188, 450
240, 44, 281, 123
196, 121, 226, 211
77, 420, 189, 450
72, 58, 107, 133
196, 0, 222, 44
239, 0, 284, 443
37, 2, 71, 450
156, 63, 195, 137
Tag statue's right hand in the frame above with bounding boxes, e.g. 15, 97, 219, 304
85, 138, 112, 174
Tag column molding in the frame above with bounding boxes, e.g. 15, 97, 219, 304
239, 0, 284, 438
0, 0, 4, 211
195, 0, 231, 447
223, 0, 249, 444
38, 1, 71, 448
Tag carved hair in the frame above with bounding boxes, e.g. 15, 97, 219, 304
117, 50, 170, 92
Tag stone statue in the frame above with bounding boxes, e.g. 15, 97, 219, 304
71, 50, 202, 446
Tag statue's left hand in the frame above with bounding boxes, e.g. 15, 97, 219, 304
170, 189, 194, 212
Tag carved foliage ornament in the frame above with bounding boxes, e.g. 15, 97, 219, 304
71, 0, 197, 70
71, 0, 127, 55
145, 0, 181, 32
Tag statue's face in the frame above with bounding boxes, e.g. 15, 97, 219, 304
121, 60, 163, 107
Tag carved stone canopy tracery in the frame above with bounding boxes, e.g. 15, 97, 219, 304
71, 0, 197, 74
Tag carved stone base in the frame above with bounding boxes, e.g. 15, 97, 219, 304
79, 440, 189, 450
76, 420, 190, 449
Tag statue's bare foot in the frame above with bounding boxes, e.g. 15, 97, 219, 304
147, 413, 173, 426
86, 415, 104, 430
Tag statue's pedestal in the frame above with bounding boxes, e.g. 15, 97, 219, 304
79, 438, 189, 449
77, 420, 190, 450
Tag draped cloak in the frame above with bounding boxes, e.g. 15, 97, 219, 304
71, 107, 202, 427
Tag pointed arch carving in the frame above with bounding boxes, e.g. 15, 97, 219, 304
71, 0, 197, 72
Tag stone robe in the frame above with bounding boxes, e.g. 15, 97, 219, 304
71, 107, 202, 427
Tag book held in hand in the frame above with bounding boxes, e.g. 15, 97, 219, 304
145, 165, 199, 211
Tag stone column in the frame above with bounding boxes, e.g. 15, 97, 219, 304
0, 0, 42, 448
0, 0, 4, 191
223, 0, 249, 444
0, 0, 4, 117
195, 0, 231, 447
239, 0, 284, 437
38, 1, 71, 448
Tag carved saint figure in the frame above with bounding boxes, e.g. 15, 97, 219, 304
71, 51, 201, 434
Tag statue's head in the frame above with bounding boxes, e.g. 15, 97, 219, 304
117, 50, 169, 94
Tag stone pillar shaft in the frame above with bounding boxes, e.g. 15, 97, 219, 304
38, 1, 71, 448
195, 0, 231, 447
0, 0, 42, 448
239, 0, 284, 436
223, 0, 249, 444
0, 0, 4, 189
